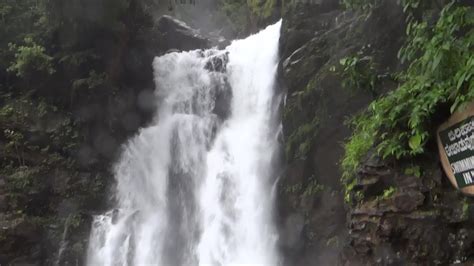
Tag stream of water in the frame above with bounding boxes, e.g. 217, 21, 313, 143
87, 20, 282, 266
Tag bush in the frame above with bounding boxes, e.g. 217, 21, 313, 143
7, 37, 55, 78
338, 53, 378, 96
341, 0, 381, 11
342, 1, 474, 182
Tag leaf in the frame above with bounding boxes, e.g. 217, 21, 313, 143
409, 134, 422, 151
431, 53, 442, 71
457, 71, 468, 90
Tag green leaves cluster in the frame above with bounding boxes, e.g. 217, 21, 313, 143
341, 0, 380, 11
0, 0, 138, 99
247, 0, 276, 19
7, 37, 55, 78
285, 116, 319, 160
381, 186, 396, 199
337, 53, 378, 96
342, 1, 474, 182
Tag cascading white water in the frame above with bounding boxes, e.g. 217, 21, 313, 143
87, 20, 282, 266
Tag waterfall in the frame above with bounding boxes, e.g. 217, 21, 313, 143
87, 20, 282, 266
55, 215, 72, 266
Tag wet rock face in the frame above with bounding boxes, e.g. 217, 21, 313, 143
0, 214, 42, 265
203, 51, 232, 121
156, 15, 211, 52
212, 79, 232, 121
205, 52, 229, 73
278, 0, 474, 261
277, 0, 405, 265
343, 157, 474, 265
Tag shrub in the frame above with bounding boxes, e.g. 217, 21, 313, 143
338, 53, 378, 96
341, 0, 381, 11
342, 1, 474, 182
7, 37, 55, 78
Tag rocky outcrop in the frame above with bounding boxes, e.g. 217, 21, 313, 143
343, 156, 474, 265
277, 0, 406, 265
156, 15, 211, 52
278, 0, 474, 265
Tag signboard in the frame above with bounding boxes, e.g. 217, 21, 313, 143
437, 102, 474, 195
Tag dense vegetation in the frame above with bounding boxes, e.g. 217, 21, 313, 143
0, 0, 158, 263
341, 0, 474, 199
0, 0, 277, 262
0, 0, 150, 202
1, 0, 157, 98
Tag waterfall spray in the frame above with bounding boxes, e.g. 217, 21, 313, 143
87, 20, 282, 266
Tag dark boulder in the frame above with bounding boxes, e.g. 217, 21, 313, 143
204, 52, 229, 73
156, 15, 211, 52
344, 155, 474, 265
212, 79, 232, 121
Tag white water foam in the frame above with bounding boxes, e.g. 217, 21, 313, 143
87, 20, 282, 266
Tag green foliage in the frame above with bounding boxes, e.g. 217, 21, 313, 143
0, 0, 50, 68
5, 166, 41, 210
338, 53, 378, 96
72, 71, 107, 91
58, 50, 99, 68
285, 116, 319, 160
404, 165, 422, 177
341, 0, 380, 11
0, 94, 80, 162
7, 166, 39, 190
341, 122, 372, 181
283, 176, 324, 198
302, 179, 324, 197
218, 0, 249, 35
3, 128, 26, 165
247, 0, 276, 18
68, 213, 83, 229
1, 0, 132, 98
381, 186, 396, 199
7, 37, 55, 78
344, 178, 357, 203
284, 183, 303, 194
342, 1, 474, 183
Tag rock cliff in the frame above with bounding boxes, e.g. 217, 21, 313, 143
277, 0, 474, 265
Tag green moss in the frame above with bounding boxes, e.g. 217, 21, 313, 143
302, 179, 324, 197
338, 53, 378, 96
341, 121, 372, 181
382, 187, 396, 199
404, 165, 422, 177
218, 0, 250, 35
284, 183, 303, 194
285, 116, 319, 161
342, 0, 381, 11
0, 94, 80, 160
283, 177, 324, 199
344, 178, 357, 204
5, 166, 42, 211
247, 0, 276, 19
